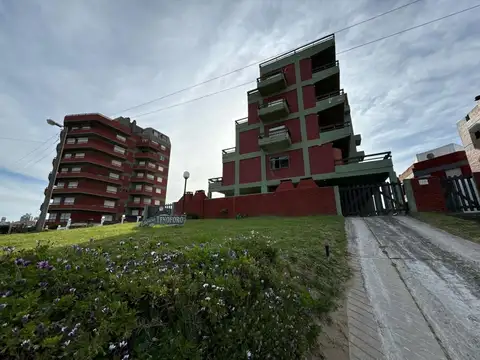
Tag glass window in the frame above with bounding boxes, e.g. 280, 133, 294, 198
116, 134, 126, 142
68, 181, 78, 188
135, 184, 142, 190
64, 197, 75, 205
109, 173, 120, 179
145, 185, 153, 192
66, 138, 75, 144
143, 198, 151, 205
133, 197, 141, 204
154, 200, 160, 205
76, 153, 85, 158
155, 188, 162, 194
61, 168, 68, 173
147, 174, 154, 180
157, 177, 163, 182
48, 213, 57, 220
60, 213, 71, 220
132, 209, 139, 216
52, 197, 61, 204
103, 215, 113, 221
56, 182, 65, 188
158, 165, 164, 172
104, 200, 115, 208
72, 167, 81, 173
106, 186, 117, 193
77, 138, 88, 144
114, 145, 126, 154
161, 145, 166, 150
270, 156, 289, 170
64, 153, 72, 159
111, 160, 121, 167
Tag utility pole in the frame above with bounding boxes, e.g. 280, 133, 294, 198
36, 119, 67, 231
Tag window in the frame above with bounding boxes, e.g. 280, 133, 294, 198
66, 138, 75, 144
132, 210, 139, 216
148, 162, 156, 168
60, 213, 71, 221
64, 197, 75, 205
153, 131, 159, 137
116, 134, 126, 142
109, 172, 120, 180
76, 153, 85, 158
71, 127, 79, 131
135, 184, 142, 190
72, 167, 81, 173
158, 165, 164, 172
61, 168, 68, 173
144, 198, 151, 205
466, 114, 470, 121
154, 200, 160, 206
68, 181, 78, 188
139, 161, 146, 166
56, 182, 65, 188
133, 197, 141, 204
137, 172, 144, 178
152, 140, 158, 146
147, 174, 154, 180
155, 188, 162, 194
81, 125, 91, 130
157, 177, 163, 183
77, 138, 88, 144
106, 186, 117, 193
161, 145, 166, 150
114, 145, 126, 154
103, 215, 113, 222
104, 200, 115, 208
48, 213, 57, 220
159, 155, 165, 161
145, 185, 153, 192
426, 153, 435, 160
111, 159, 122, 167
64, 153, 72, 159
270, 156, 289, 170
52, 197, 61, 204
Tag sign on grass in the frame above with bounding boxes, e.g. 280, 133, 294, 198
139, 214, 186, 227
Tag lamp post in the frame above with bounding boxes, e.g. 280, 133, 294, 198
36, 119, 67, 231
182, 171, 190, 214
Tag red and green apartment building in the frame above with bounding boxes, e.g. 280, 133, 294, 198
41, 113, 170, 227
208, 34, 396, 199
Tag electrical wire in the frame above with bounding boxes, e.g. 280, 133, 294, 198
0, 137, 46, 143
127, 3, 480, 120
21, 136, 60, 169
25, 147, 60, 169
112, 0, 424, 116
8, 132, 60, 166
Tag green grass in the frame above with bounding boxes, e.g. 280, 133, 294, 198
412, 212, 480, 244
0, 216, 350, 359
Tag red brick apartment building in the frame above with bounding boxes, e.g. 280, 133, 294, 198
40, 114, 170, 228
176, 34, 397, 218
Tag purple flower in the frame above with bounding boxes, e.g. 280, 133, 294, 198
2, 290, 12, 298
39, 281, 48, 288
65, 264, 71, 270
14, 258, 25, 265
21, 314, 29, 323
37, 260, 53, 270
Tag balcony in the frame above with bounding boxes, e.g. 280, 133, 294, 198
68, 127, 131, 146
235, 117, 248, 127
61, 155, 124, 171
48, 203, 117, 213
316, 89, 345, 112
222, 147, 236, 162
258, 126, 291, 152
64, 113, 131, 136
312, 60, 339, 82
129, 188, 157, 196
135, 152, 159, 161
56, 171, 123, 185
132, 163, 158, 172
131, 174, 156, 184
258, 99, 290, 123
318, 121, 352, 144
51, 187, 120, 199
257, 71, 287, 96
208, 177, 223, 192
137, 138, 168, 153
127, 200, 158, 208
64, 139, 127, 159
335, 152, 393, 176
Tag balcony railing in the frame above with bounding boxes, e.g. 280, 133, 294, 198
222, 147, 235, 155
131, 175, 156, 184
335, 151, 391, 165
52, 187, 120, 199
64, 113, 131, 135
137, 138, 169, 155
48, 203, 117, 213
258, 99, 290, 122
312, 60, 339, 74
235, 117, 248, 125
316, 89, 344, 102
258, 126, 291, 152
135, 152, 159, 161
260, 34, 334, 68
68, 127, 131, 146
60, 156, 124, 171
56, 171, 122, 185
208, 177, 223, 185
319, 121, 351, 132
64, 139, 127, 159
256, 70, 287, 96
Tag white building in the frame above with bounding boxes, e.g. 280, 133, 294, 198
457, 95, 480, 172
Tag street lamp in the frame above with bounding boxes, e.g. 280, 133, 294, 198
182, 171, 190, 214
36, 118, 67, 231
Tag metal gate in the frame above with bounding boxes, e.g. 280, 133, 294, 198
339, 182, 408, 217
441, 176, 480, 213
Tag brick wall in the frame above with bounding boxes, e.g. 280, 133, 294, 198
175, 180, 337, 218
410, 177, 447, 212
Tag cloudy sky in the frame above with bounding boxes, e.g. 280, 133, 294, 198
0, 0, 479, 220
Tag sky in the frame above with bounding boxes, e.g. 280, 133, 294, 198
0, 0, 479, 220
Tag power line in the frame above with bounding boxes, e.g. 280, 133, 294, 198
25, 146, 59, 169
0, 137, 46, 143
9, 132, 60, 166
21, 135, 60, 169
112, 0, 424, 116
128, 4, 480, 120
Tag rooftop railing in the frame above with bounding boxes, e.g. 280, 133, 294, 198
260, 34, 334, 68
335, 151, 392, 165
312, 60, 339, 74
208, 177, 223, 184
235, 117, 248, 125
222, 147, 236, 155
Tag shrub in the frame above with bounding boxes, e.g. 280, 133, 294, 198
0, 234, 326, 359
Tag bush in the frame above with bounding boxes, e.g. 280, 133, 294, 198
0, 234, 324, 359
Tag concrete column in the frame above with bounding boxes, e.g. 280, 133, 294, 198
403, 179, 417, 212
373, 187, 383, 215
333, 186, 342, 215
294, 58, 311, 177
234, 127, 240, 196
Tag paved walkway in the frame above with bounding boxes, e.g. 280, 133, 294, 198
345, 216, 480, 360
